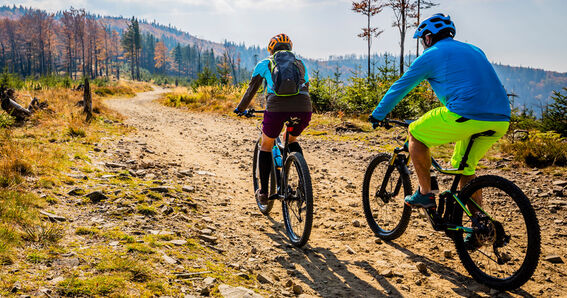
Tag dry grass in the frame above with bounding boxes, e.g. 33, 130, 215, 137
160, 85, 245, 113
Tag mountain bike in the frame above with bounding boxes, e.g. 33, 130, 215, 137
244, 109, 313, 247
362, 118, 540, 290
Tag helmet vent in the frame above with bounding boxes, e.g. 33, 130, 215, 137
434, 23, 443, 28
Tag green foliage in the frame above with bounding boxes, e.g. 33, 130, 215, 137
0, 113, 15, 128
501, 131, 567, 168
57, 275, 126, 296
541, 87, 567, 137
192, 67, 219, 89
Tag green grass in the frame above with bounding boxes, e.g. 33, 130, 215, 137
137, 204, 157, 216
126, 243, 154, 254
75, 227, 100, 236
57, 275, 126, 296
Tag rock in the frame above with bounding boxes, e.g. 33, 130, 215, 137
67, 187, 85, 196
352, 220, 361, 227
199, 235, 218, 244
553, 180, 567, 187
196, 170, 216, 176
374, 238, 382, 244
170, 239, 187, 246
200, 286, 211, 296
40, 210, 67, 222
236, 272, 250, 279
292, 284, 303, 295
182, 185, 195, 193
257, 273, 273, 284
149, 186, 173, 193
416, 262, 427, 274
162, 253, 177, 265
85, 191, 108, 203
443, 250, 452, 259
203, 277, 216, 287
105, 162, 126, 168
218, 284, 263, 298
109, 241, 119, 246
381, 269, 394, 277
200, 228, 213, 235
160, 205, 174, 215
11, 281, 21, 293
345, 245, 356, 254
144, 173, 156, 180
544, 255, 564, 264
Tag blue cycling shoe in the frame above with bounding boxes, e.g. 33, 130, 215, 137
404, 190, 436, 208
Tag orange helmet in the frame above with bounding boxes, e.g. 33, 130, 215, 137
268, 33, 293, 54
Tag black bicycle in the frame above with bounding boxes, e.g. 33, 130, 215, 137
244, 109, 313, 247
362, 118, 540, 291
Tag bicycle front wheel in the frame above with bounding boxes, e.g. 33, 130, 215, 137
452, 175, 541, 290
282, 152, 313, 247
252, 139, 275, 215
362, 153, 412, 240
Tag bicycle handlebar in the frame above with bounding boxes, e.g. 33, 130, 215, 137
384, 118, 410, 129
242, 108, 265, 118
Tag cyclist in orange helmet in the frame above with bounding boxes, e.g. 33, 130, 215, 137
234, 34, 312, 205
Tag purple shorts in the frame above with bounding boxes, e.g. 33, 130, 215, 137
262, 112, 312, 138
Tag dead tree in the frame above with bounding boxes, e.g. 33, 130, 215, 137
83, 78, 93, 122
0, 86, 31, 121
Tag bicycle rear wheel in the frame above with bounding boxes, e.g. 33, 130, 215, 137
362, 153, 412, 240
252, 139, 275, 215
282, 152, 313, 247
452, 175, 540, 290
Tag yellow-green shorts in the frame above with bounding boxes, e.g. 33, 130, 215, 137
408, 107, 509, 175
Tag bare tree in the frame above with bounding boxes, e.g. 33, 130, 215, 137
352, 0, 385, 78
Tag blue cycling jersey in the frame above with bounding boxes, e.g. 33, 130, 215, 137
252, 57, 310, 95
371, 38, 511, 122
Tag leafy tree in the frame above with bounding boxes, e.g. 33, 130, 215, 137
351, 0, 384, 79
154, 41, 169, 74
542, 87, 567, 137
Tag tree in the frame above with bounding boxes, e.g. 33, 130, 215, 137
352, 0, 384, 79
121, 17, 140, 80
217, 50, 233, 85
542, 87, 567, 137
172, 43, 183, 76
154, 41, 169, 74
387, 0, 416, 76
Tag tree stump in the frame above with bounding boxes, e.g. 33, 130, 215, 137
83, 78, 93, 122
0, 86, 32, 121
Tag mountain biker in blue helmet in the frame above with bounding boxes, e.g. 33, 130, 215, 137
369, 13, 511, 240
234, 34, 312, 206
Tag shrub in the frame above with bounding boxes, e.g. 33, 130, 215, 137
501, 131, 567, 167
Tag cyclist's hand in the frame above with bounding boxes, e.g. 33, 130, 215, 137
234, 108, 244, 117
368, 115, 391, 129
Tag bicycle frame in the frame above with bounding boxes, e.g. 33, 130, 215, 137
381, 119, 496, 234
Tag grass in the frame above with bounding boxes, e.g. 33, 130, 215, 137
57, 274, 127, 296
160, 85, 245, 113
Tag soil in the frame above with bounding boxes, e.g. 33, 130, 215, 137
99, 88, 566, 297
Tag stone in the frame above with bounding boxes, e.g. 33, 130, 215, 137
109, 241, 120, 246
381, 269, 394, 277
85, 191, 108, 203
105, 162, 126, 168
200, 228, 213, 235
40, 210, 67, 222
161, 205, 174, 215
203, 277, 216, 286
352, 220, 361, 227
68, 188, 85, 196
544, 255, 564, 264
345, 245, 356, 254
292, 284, 303, 295
162, 253, 177, 265
553, 180, 567, 187
257, 273, 273, 284
218, 284, 263, 298
443, 250, 452, 259
196, 170, 216, 176
149, 186, 173, 193
374, 238, 382, 244
416, 262, 427, 274
182, 185, 195, 193
199, 235, 218, 243
170, 239, 187, 246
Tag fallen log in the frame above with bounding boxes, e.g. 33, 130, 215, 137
0, 86, 31, 121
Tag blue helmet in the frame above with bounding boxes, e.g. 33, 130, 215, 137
413, 13, 456, 39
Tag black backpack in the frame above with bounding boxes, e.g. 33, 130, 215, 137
268, 51, 306, 96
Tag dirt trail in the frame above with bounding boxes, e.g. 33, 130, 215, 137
104, 88, 566, 297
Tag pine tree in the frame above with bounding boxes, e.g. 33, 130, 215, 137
542, 87, 567, 137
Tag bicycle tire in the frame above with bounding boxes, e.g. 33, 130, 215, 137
362, 153, 412, 240
252, 139, 275, 215
452, 175, 540, 290
281, 152, 313, 247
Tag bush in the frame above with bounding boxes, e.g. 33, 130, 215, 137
0, 113, 14, 128
501, 131, 567, 167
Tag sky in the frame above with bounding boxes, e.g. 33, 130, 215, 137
3, 0, 567, 73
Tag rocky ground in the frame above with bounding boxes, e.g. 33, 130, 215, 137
31, 88, 566, 297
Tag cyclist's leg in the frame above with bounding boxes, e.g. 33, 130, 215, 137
259, 112, 286, 194
451, 120, 510, 209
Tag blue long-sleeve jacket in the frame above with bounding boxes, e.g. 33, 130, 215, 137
371, 38, 510, 121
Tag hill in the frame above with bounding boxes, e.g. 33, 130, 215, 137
1, 5, 565, 113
